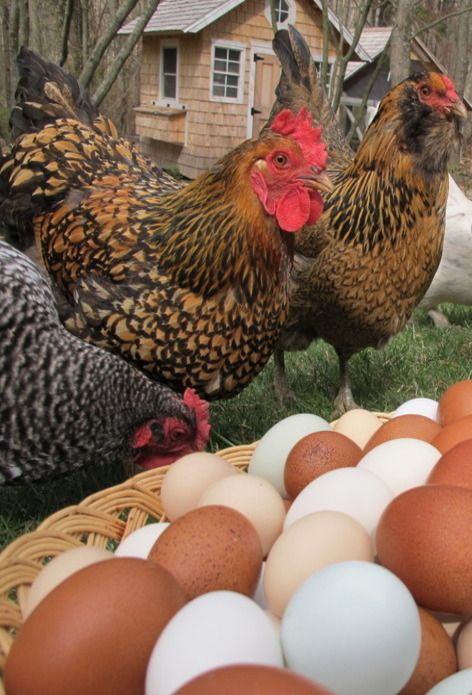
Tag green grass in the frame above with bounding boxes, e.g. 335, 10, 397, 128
1, 303, 471, 550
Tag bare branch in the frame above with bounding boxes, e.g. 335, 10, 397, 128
59, 0, 75, 66
410, 5, 472, 40
92, 0, 161, 107
78, 0, 139, 89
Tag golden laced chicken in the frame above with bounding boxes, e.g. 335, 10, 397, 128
0, 48, 331, 401
269, 26, 467, 414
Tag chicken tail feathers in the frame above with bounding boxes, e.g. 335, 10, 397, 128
269, 25, 352, 175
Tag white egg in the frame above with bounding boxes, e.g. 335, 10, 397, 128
425, 668, 472, 694
114, 523, 170, 558
393, 397, 440, 422
284, 467, 394, 536
281, 560, 421, 695
145, 590, 283, 695
357, 438, 442, 496
248, 413, 331, 497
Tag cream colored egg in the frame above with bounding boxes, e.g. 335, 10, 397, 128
457, 618, 472, 669
197, 473, 286, 556
333, 409, 383, 448
24, 546, 114, 619
264, 511, 374, 617
160, 452, 238, 521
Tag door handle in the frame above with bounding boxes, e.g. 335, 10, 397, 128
251, 107, 262, 115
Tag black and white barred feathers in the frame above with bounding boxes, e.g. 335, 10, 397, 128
0, 242, 210, 484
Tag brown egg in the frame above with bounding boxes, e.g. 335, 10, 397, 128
376, 485, 472, 614
431, 414, 472, 454
148, 504, 262, 599
364, 415, 442, 453
284, 430, 362, 499
439, 379, 472, 425
4, 558, 186, 695
174, 664, 336, 694
398, 607, 458, 695
427, 439, 472, 489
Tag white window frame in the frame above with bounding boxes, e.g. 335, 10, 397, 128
264, 0, 295, 27
159, 40, 180, 105
209, 40, 246, 104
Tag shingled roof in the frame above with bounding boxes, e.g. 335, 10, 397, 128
118, 0, 369, 59
118, 0, 246, 34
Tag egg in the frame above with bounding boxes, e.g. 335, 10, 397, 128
332, 408, 383, 448
284, 430, 362, 499
173, 664, 336, 694
115, 523, 170, 558
24, 545, 114, 619
148, 505, 262, 599
424, 668, 472, 694
284, 466, 394, 535
160, 452, 238, 521
363, 414, 442, 453
393, 397, 440, 421
398, 607, 457, 695
264, 511, 373, 617
248, 413, 332, 497
438, 379, 472, 425
376, 485, 472, 614
431, 414, 472, 454
197, 472, 286, 555
281, 560, 421, 695
456, 618, 472, 669
145, 591, 284, 695
357, 438, 441, 496
4, 558, 186, 695
427, 439, 472, 489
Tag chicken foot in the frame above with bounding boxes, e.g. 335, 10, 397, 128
273, 347, 296, 405
332, 352, 358, 417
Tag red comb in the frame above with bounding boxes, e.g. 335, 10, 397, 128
270, 107, 328, 169
183, 388, 211, 450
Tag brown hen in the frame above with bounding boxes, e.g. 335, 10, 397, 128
270, 26, 467, 414
0, 47, 331, 401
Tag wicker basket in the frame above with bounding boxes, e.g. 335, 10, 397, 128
0, 414, 391, 692
0, 444, 255, 692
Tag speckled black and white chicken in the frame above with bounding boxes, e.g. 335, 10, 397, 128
0, 241, 210, 484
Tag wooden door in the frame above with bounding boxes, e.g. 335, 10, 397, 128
251, 52, 281, 136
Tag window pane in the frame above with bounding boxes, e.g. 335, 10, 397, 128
212, 45, 241, 99
163, 75, 176, 98
163, 48, 177, 73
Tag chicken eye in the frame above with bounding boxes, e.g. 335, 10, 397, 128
273, 153, 288, 167
419, 85, 431, 97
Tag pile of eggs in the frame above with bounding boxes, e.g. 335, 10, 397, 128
4, 380, 472, 695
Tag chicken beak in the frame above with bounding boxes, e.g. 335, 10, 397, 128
449, 99, 468, 121
303, 168, 334, 195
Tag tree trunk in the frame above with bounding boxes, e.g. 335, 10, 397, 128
92, 0, 160, 107
78, 0, 139, 89
390, 0, 414, 86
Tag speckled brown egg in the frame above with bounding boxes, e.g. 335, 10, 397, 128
427, 439, 472, 489
431, 414, 472, 454
174, 664, 336, 694
284, 430, 362, 499
4, 558, 186, 695
439, 379, 472, 426
376, 485, 472, 615
398, 607, 458, 695
148, 504, 263, 599
364, 415, 442, 453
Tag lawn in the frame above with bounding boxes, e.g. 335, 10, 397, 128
0, 303, 471, 550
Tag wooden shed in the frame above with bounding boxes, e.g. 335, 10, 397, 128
119, 0, 368, 178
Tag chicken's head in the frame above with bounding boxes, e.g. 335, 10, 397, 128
413, 73, 467, 120
250, 107, 331, 232
131, 388, 210, 470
